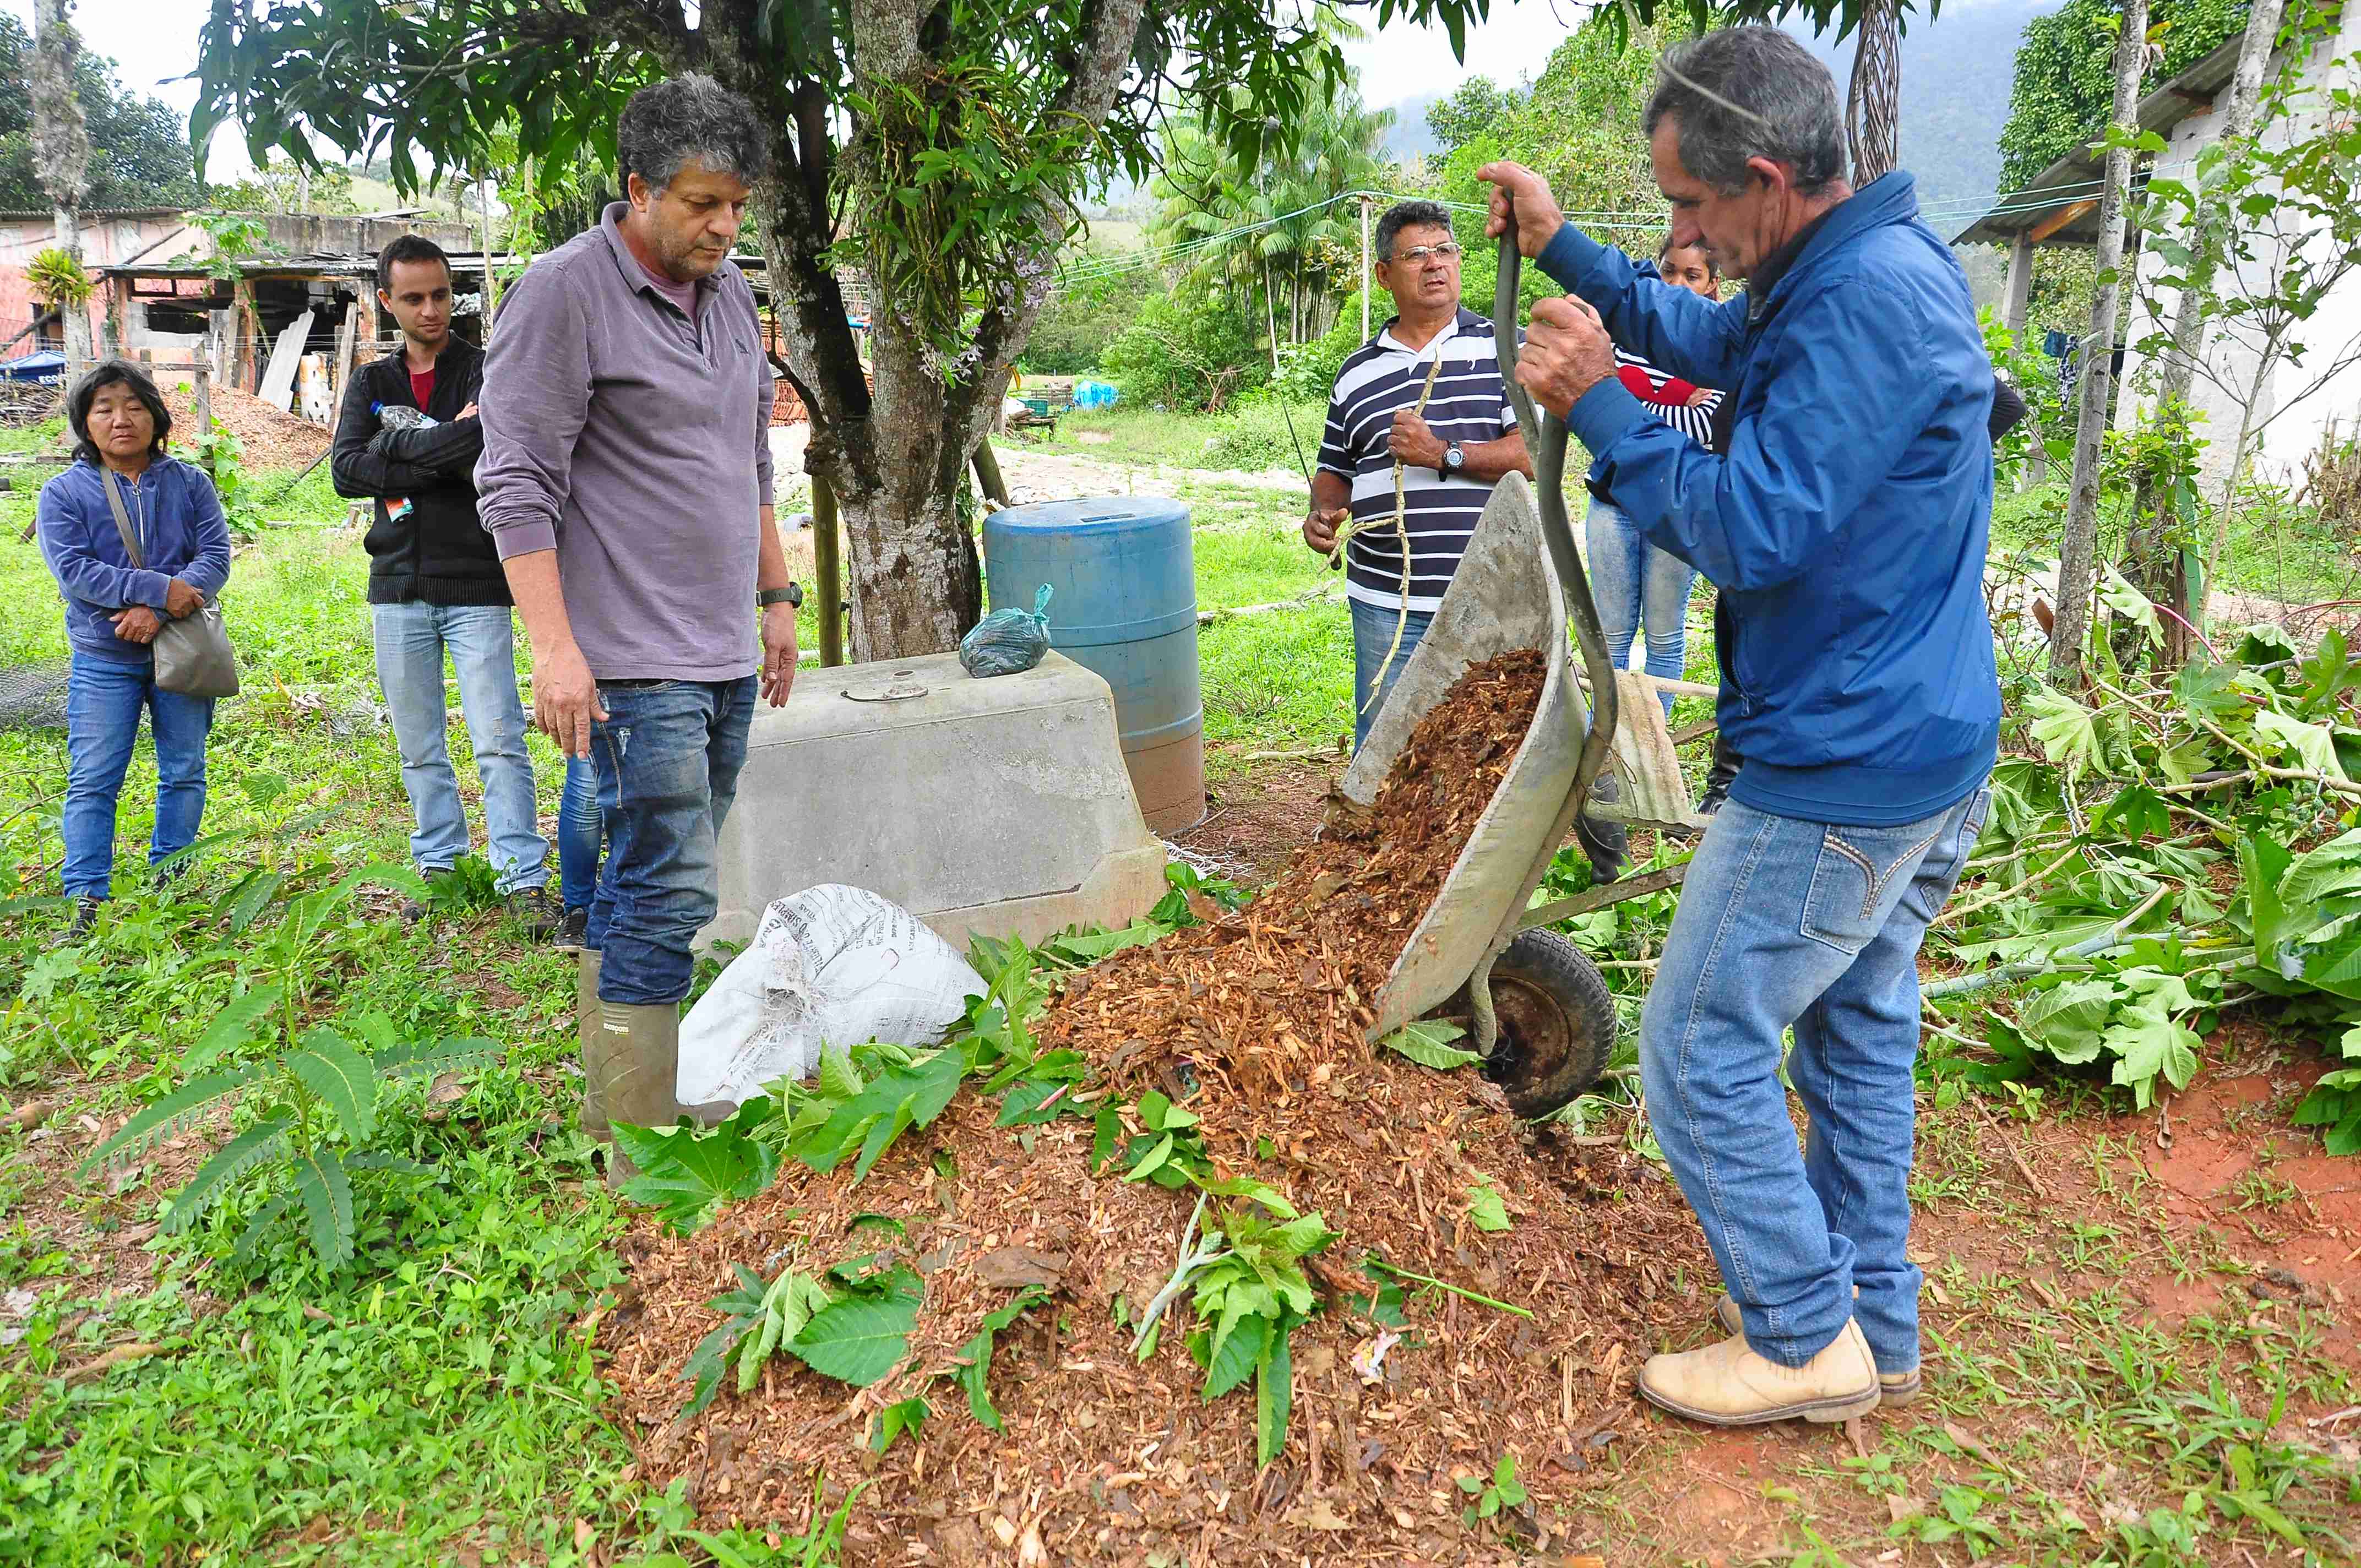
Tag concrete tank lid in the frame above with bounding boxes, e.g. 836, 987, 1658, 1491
985, 496, 1190, 533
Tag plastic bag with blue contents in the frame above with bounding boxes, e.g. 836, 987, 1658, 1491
959, 584, 1054, 678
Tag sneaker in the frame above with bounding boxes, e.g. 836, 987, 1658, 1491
49, 895, 102, 949
1638, 1317, 1880, 1427
504, 885, 559, 942
554, 906, 590, 951
401, 867, 453, 927
1711, 1295, 1920, 1406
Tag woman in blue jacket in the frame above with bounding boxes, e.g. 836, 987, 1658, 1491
36, 361, 232, 939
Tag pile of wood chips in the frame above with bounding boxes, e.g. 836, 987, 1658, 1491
600, 651, 1711, 1564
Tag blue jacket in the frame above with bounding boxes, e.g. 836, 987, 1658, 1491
36, 455, 234, 665
1541, 172, 2001, 827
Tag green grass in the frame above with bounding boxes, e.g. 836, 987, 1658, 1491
1021, 400, 1330, 474
1990, 477, 2358, 606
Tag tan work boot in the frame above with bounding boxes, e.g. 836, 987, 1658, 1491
1712, 1294, 1922, 1406
575, 948, 606, 1138
1639, 1317, 1880, 1427
585, 999, 684, 1188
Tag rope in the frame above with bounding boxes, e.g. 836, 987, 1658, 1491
1350, 354, 1444, 715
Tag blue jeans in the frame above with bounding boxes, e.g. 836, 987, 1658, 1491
558, 754, 603, 912
1585, 500, 1695, 717
371, 603, 548, 892
1348, 596, 1435, 752
585, 677, 755, 1007
62, 653, 215, 899
1640, 785, 1989, 1375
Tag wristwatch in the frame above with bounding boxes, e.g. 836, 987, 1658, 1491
758, 584, 804, 609
1443, 441, 1465, 475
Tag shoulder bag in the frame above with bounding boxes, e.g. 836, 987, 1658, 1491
101, 469, 241, 699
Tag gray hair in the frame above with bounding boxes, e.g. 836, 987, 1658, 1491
1375, 199, 1453, 261
616, 74, 770, 193
1643, 28, 1844, 198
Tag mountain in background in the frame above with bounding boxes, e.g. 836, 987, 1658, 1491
1377, 0, 2058, 225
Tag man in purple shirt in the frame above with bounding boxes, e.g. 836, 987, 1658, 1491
476, 74, 800, 1175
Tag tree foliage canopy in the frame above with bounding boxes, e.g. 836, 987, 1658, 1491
1995, 0, 2248, 192
0, 13, 198, 210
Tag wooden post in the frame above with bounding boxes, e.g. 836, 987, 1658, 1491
476, 176, 501, 335
971, 437, 1011, 508
811, 471, 846, 668
328, 296, 359, 434
1359, 195, 1373, 342
2003, 232, 2034, 337
192, 358, 212, 471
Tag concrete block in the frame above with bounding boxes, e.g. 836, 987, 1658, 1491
703, 650, 1169, 953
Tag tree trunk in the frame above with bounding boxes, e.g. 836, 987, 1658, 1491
30, 0, 91, 379
1846, 0, 1903, 185
727, 0, 1152, 662
2123, 0, 2284, 655
2049, 0, 2149, 687
1264, 262, 1281, 372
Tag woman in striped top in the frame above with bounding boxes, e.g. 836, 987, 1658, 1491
1585, 236, 1723, 717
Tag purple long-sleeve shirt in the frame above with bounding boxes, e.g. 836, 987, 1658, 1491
475, 203, 775, 681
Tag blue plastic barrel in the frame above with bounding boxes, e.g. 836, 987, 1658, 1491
982, 497, 1204, 832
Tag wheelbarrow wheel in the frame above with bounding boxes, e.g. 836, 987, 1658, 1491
1472, 929, 1616, 1118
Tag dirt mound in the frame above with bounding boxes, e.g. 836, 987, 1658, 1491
160, 380, 333, 470
600, 653, 1709, 1562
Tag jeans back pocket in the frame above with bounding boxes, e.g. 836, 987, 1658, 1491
1799, 813, 1951, 955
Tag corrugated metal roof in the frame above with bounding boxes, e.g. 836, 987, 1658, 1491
1950, 34, 2246, 247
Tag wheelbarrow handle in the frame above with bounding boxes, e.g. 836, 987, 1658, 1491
1494, 214, 1622, 834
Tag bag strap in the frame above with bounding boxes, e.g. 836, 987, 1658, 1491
100, 470, 147, 570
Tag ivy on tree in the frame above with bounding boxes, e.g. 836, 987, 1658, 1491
194, 0, 1495, 662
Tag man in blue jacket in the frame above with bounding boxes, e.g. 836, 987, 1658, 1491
1483, 25, 1999, 1427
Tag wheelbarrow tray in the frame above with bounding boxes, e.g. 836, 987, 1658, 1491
1340, 471, 1592, 1042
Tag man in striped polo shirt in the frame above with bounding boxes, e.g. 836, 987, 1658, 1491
1304, 200, 1531, 750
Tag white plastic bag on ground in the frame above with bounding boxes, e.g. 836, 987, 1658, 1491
677, 884, 987, 1108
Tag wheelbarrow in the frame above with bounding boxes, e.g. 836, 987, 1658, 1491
1341, 220, 1709, 1117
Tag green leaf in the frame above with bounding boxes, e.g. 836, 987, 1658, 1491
1123, 1131, 1176, 1183
222, 869, 288, 933
682, 1316, 755, 1418
2278, 829, 2361, 913
614, 1118, 784, 1234
184, 984, 286, 1070
1048, 922, 1163, 961
1255, 1316, 1294, 1467
1380, 1019, 1482, 1070
790, 1271, 923, 1387
994, 1077, 1076, 1127
369, 1036, 502, 1079
2016, 979, 2119, 1064
161, 1115, 292, 1234
817, 1045, 864, 1102
2255, 710, 2348, 783
291, 1145, 356, 1270
2025, 685, 2102, 779
1091, 1107, 1121, 1174
872, 1395, 930, 1453
288, 1028, 379, 1143
2097, 564, 2162, 646
954, 1286, 1048, 1430
81, 1068, 262, 1173
1466, 1182, 1511, 1233
1198, 1309, 1268, 1402
792, 1048, 967, 1182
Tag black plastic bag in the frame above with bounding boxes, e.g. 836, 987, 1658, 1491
960, 584, 1054, 678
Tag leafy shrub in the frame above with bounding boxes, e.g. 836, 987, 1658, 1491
1022, 243, 1159, 377
1199, 400, 1326, 473
1100, 285, 1266, 412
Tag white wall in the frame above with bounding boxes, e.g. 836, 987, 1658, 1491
2118, 7, 2361, 489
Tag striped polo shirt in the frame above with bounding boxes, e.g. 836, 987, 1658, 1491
1316, 308, 1518, 613
1613, 346, 1723, 450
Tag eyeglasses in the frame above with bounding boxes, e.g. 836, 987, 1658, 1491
1391, 242, 1462, 265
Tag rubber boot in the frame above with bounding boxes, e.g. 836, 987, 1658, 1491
1575, 771, 1628, 885
1698, 733, 1741, 818
575, 948, 606, 1139
586, 999, 682, 1188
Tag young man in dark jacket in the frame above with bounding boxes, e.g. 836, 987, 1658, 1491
1484, 26, 1999, 1428
334, 234, 552, 933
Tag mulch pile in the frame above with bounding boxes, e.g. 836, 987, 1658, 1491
160, 381, 333, 469
599, 652, 1712, 1564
